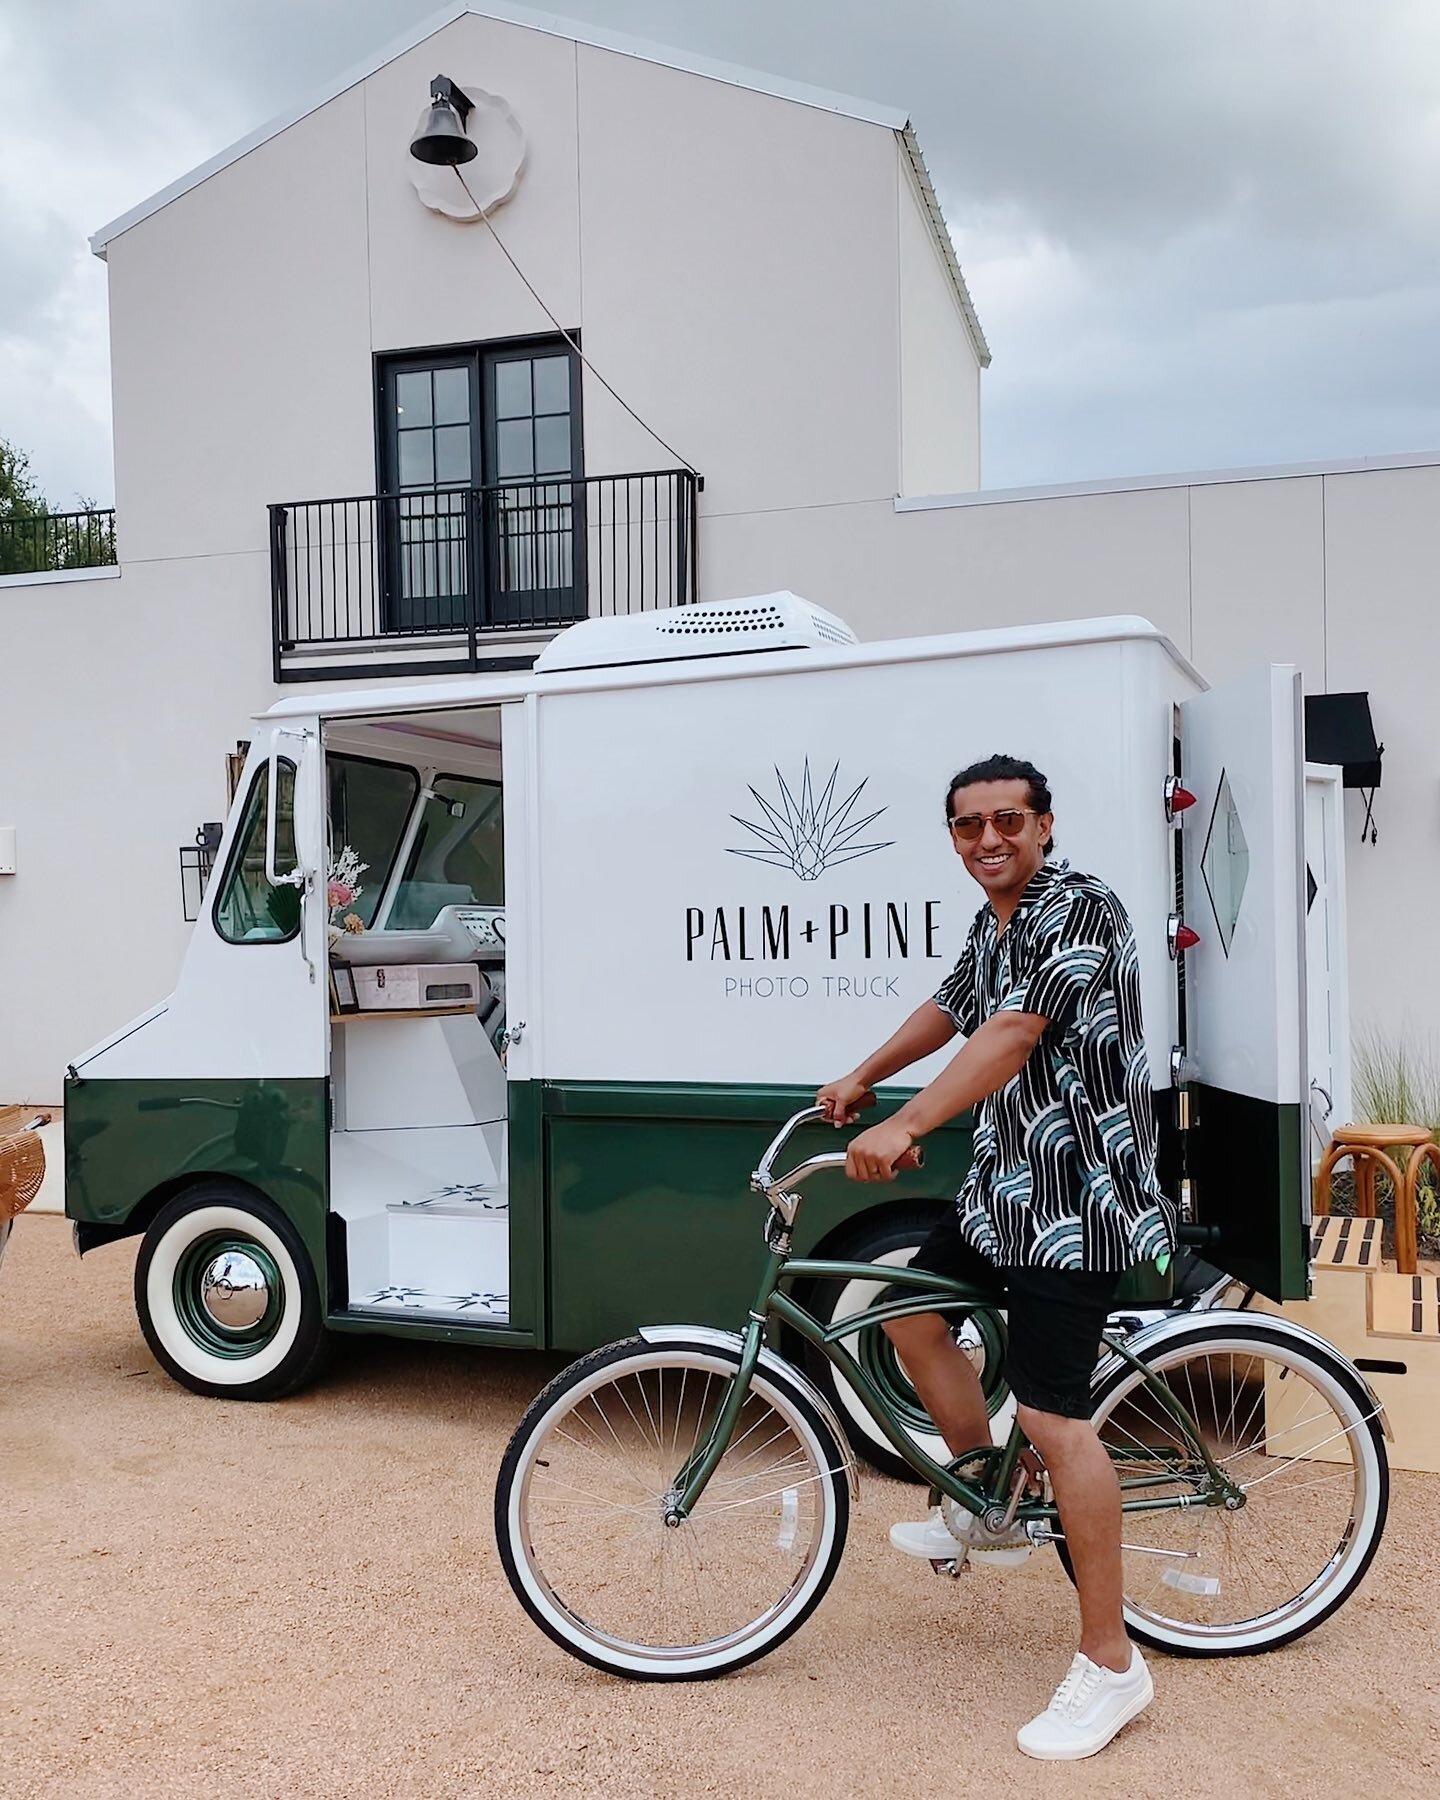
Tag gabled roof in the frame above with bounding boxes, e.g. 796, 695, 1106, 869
88, 0, 989, 366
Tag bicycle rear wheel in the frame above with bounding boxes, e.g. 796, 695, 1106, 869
495, 1336, 850, 1679
1057, 1321, 1387, 1655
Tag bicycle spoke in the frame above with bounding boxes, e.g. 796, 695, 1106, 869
513, 1349, 837, 1658
1093, 1335, 1375, 1647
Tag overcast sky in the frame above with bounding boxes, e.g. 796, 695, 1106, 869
4, 0, 1440, 507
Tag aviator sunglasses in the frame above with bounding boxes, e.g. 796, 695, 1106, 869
947, 807, 1044, 842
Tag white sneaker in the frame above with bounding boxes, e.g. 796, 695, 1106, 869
1016, 1648, 1154, 1760
888, 1506, 1031, 1568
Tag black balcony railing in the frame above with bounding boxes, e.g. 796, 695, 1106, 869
0, 509, 116, 577
269, 470, 700, 681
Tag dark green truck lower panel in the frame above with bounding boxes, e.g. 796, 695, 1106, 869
65, 1075, 331, 1301
539, 1083, 977, 1350
1188, 1086, 1310, 1302
66, 1075, 1198, 1354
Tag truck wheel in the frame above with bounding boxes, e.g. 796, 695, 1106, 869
799, 1207, 1013, 1482
134, 1185, 328, 1400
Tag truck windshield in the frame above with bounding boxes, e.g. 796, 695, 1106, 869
327, 755, 420, 928
388, 774, 504, 930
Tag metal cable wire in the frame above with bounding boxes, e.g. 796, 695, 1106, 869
452, 166, 700, 479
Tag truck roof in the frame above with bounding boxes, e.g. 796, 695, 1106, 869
259, 611, 1201, 722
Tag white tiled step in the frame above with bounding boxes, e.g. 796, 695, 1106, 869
351, 1285, 509, 1321
385, 1204, 508, 1300
333, 1124, 510, 1315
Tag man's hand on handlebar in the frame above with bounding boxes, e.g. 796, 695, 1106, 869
816, 1074, 874, 1126
845, 1119, 921, 1183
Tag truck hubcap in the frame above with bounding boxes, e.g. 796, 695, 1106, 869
174, 1235, 283, 1357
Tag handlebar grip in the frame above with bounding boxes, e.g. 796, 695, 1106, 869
895, 1145, 925, 1172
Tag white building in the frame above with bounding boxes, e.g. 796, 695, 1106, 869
0, 0, 1427, 1106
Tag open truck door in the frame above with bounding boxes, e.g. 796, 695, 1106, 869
1180, 666, 1310, 1300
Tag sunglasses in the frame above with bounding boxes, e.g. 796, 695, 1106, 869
947, 808, 1043, 843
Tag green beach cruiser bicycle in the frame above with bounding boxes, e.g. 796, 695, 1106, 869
495, 1108, 1390, 1680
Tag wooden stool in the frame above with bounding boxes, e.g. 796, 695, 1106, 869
1315, 1124, 1436, 1277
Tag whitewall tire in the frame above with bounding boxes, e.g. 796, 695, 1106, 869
134, 1185, 327, 1400
800, 1209, 1014, 1482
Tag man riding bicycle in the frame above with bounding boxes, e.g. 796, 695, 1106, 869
818, 753, 1176, 1761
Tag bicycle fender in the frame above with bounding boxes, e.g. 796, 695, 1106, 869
638, 1323, 861, 1498
1093, 1307, 1394, 1442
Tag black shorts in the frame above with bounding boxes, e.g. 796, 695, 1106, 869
909, 1209, 1122, 1420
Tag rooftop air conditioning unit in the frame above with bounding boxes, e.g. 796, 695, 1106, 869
533, 592, 858, 673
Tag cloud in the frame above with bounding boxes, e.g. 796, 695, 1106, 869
3, 0, 1440, 499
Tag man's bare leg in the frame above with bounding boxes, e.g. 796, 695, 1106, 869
883, 1312, 991, 1457
1019, 1406, 1130, 1672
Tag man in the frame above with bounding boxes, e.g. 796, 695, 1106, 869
817, 754, 1175, 1762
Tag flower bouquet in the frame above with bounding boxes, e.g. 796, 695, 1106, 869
327, 845, 369, 948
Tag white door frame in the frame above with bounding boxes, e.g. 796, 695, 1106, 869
1304, 762, 1351, 1142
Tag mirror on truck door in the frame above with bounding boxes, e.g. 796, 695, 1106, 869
266, 727, 316, 892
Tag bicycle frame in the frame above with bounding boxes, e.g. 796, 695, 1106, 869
665, 1109, 1238, 1529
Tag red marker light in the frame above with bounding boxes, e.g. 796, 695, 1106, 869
1164, 778, 1198, 821
1175, 923, 1201, 951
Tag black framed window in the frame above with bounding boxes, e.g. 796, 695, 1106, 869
377, 338, 584, 633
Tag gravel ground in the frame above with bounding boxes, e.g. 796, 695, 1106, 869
4, 1213, 1439, 1799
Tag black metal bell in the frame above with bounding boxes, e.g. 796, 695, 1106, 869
409, 91, 477, 166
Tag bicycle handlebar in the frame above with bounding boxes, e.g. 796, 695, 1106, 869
752, 1105, 924, 1203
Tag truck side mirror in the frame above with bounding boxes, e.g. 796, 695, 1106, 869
265, 727, 317, 890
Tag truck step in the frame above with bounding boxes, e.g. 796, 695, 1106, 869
351, 1285, 509, 1321
1310, 1214, 1383, 1271
1369, 1270, 1440, 1339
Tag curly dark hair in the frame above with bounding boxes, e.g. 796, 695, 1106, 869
944, 754, 1055, 855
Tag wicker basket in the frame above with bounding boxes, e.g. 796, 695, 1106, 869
0, 1123, 47, 1223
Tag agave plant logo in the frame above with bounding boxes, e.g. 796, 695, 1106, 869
728, 759, 893, 881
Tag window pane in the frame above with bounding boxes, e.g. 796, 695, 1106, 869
435, 424, 471, 483
494, 360, 532, 420
214, 762, 300, 943
326, 756, 419, 929
398, 430, 434, 487
496, 418, 534, 477
433, 366, 470, 426
396, 371, 433, 427
534, 414, 571, 475
389, 776, 504, 929
533, 355, 570, 415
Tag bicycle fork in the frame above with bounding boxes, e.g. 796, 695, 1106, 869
663, 1253, 787, 1524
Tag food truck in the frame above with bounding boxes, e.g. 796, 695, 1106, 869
63, 597, 1312, 1466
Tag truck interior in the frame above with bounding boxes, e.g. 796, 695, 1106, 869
321, 704, 513, 1323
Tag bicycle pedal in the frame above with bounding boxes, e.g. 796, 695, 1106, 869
929, 1556, 969, 1578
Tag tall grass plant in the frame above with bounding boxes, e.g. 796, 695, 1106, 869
1350, 1025, 1440, 1248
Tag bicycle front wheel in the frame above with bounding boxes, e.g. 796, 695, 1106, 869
495, 1336, 850, 1680
1060, 1320, 1388, 1656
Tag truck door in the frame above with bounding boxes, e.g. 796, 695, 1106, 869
1180, 666, 1310, 1300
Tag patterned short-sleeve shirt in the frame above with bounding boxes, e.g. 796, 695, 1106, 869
933, 858, 1177, 1273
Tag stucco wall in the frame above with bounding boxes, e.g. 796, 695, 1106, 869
0, 562, 272, 1101
102, 11, 979, 565
898, 158, 981, 497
